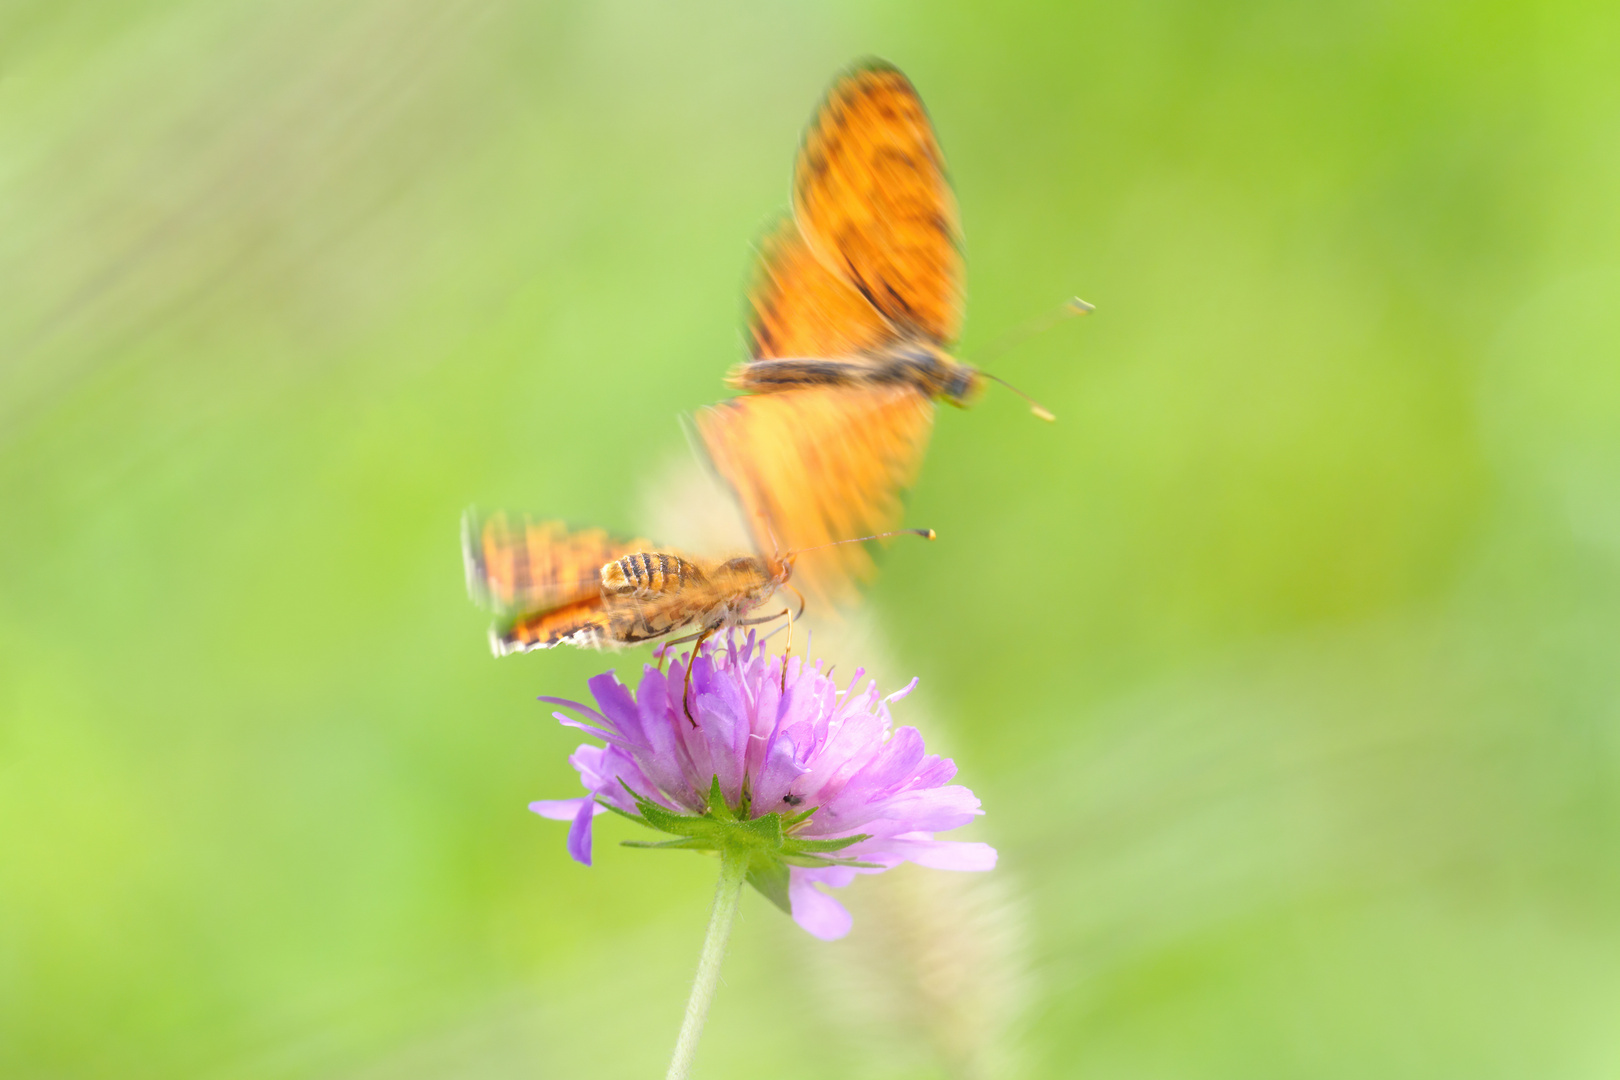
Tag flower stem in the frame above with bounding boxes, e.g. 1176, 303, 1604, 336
666, 845, 748, 1080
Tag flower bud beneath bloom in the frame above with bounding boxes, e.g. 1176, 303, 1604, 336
529, 634, 996, 939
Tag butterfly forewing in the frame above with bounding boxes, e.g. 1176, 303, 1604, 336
747, 218, 898, 362
792, 61, 963, 346
464, 512, 648, 617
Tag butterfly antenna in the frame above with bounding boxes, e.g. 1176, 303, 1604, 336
977, 294, 1096, 360
762, 515, 784, 561
969, 295, 1095, 368
785, 528, 936, 557
981, 373, 1057, 422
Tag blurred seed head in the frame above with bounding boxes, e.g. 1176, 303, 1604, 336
642, 457, 1034, 1077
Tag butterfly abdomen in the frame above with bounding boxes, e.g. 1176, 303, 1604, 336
602, 552, 704, 597
728, 342, 982, 405
729, 358, 864, 389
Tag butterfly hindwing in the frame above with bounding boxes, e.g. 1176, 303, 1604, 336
497, 597, 617, 653
695, 385, 935, 606
463, 512, 648, 616
464, 513, 663, 653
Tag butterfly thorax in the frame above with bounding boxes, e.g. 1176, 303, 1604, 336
876, 341, 984, 407
591, 552, 787, 644
728, 340, 984, 407
701, 556, 787, 624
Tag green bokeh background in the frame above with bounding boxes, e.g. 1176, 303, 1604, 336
5, 1, 1620, 1076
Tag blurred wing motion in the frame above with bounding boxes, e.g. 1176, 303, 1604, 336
699, 61, 967, 604
695, 385, 935, 605
790, 60, 962, 345
746, 217, 897, 364
463, 512, 647, 651
463, 512, 786, 654
463, 512, 645, 616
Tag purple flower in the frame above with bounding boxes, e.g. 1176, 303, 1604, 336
530, 634, 996, 940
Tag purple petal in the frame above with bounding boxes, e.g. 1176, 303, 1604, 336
880, 838, 997, 871
567, 744, 608, 786
753, 729, 808, 807
586, 672, 641, 738
592, 746, 664, 814
565, 795, 598, 865
537, 695, 611, 729
629, 667, 696, 806
549, 711, 617, 744
695, 688, 749, 803
528, 797, 604, 821
850, 785, 983, 834
741, 662, 782, 779
828, 725, 926, 808
788, 870, 853, 940
903, 754, 958, 791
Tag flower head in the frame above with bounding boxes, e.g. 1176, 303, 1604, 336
530, 634, 996, 939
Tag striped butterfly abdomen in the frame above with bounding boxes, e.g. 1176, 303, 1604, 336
600, 552, 705, 598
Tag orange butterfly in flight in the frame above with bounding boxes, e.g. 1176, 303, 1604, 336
696, 60, 1087, 606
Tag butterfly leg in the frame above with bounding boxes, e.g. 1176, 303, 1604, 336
735, 610, 789, 628
780, 583, 806, 693
661, 628, 706, 645
682, 628, 715, 727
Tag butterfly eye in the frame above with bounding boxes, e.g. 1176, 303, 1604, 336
946, 368, 986, 406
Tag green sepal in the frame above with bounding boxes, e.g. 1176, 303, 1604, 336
633, 797, 718, 838
781, 853, 884, 869
607, 774, 872, 915
747, 853, 793, 914
733, 811, 785, 848
705, 776, 735, 822
599, 799, 655, 828
781, 832, 869, 854
621, 837, 720, 850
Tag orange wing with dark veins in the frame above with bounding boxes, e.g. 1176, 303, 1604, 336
463, 512, 645, 616
498, 597, 617, 653
695, 385, 935, 607
746, 217, 898, 361
464, 513, 657, 652
792, 61, 963, 346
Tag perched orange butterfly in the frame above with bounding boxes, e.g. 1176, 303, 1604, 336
464, 511, 931, 715
464, 512, 792, 655
696, 60, 1086, 606
464, 510, 933, 649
